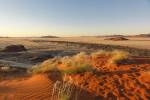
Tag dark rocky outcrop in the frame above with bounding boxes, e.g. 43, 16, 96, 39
40, 36, 59, 38
2, 45, 27, 52
104, 37, 129, 41
135, 33, 150, 37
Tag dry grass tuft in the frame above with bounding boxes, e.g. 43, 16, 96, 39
91, 50, 111, 58
91, 50, 130, 65
29, 52, 93, 74
109, 50, 130, 65
51, 77, 78, 100
60, 52, 92, 74
29, 58, 60, 74
30, 50, 130, 74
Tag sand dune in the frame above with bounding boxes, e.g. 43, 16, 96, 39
0, 74, 53, 100
0, 56, 150, 100
0, 38, 150, 99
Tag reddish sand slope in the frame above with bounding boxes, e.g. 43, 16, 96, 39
66, 57, 150, 100
0, 57, 150, 100
0, 75, 53, 100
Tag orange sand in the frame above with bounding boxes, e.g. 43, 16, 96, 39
0, 57, 150, 100
0, 74, 53, 100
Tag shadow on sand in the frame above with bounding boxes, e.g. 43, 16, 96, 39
47, 70, 117, 100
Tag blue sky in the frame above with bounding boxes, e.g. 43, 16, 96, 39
0, 0, 150, 37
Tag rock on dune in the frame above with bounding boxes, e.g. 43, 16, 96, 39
2, 45, 27, 52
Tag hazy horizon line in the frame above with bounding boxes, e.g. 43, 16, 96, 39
0, 32, 149, 38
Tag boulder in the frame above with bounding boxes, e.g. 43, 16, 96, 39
2, 45, 27, 52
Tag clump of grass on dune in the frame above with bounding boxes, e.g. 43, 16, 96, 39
91, 50, 111, 58
61, 63, 92, 75
29, 50, 130, 100
52, 79, 77, 100
30, 57, 60, 74
29, 50, 130, 74
29, 52, 93, 74
60, 52, 92, 74
109, 50, 130, 65
91, 50, 130, 65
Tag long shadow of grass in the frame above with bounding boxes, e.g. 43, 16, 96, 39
47, 70, 115, 100
51, 81, 104, 100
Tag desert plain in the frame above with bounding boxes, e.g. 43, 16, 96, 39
0, 36, 150, 100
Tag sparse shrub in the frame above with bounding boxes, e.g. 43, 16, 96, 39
109, 50, 130, 65
30, 50, 130, 74
61, 63, 92, 74
29, 57, 60, 74
30, 52, 93, 74
91, 50, 111, 58
51, 79, 78, 100
91, 50, 130, 65
60, 52, 92, 74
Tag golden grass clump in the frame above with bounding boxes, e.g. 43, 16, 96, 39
59, 52, 92, 74
109, 50, 129, 64
91, 50, 111, 58
51, 79, 78, 100
30, 50, 130, 74
91, 50, 130, 65
30, 58, 60, 74
30, 52, 93, 74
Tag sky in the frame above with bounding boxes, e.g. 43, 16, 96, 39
0, 0, 150, 37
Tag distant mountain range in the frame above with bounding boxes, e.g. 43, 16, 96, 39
40, 36, 59, 38
133, 33, 150, 37
95, 33, 150, 38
